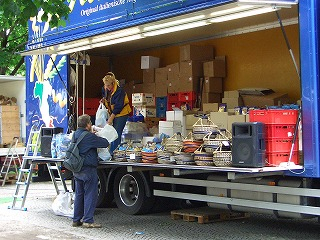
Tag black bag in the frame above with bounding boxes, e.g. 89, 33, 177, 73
63, 131, 89, 173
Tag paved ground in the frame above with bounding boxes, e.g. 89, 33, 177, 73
1, 181, 320, 240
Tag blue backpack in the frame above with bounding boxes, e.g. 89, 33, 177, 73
63, 131, 89, 172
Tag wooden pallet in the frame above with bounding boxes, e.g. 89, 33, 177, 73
171, 207, 250, 224
0, 173, 17, 185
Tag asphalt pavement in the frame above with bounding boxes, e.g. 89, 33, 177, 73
0, 180, 320, 240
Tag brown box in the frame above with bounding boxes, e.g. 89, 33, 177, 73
178, 75, 199, 92
167, 63, 180, 82
203, 59, 226, 77
167, 81, 179, 94
155, 82, 168, 97
179, 61, 203, 77
224, 90, 239, 98
143, 69, 155, 83
180, 45, 214, 61
155, 67, 168, 84
203, 77, 223, 93
0, 105, 20, 144
143, 83, 156, 94
202, 103, 219, 112
133, 83, 144, 93
222, 97, 244, 109
202, 92, 221, 103
241, 92, 289, 107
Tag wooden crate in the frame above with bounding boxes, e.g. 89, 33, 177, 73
0, 105, 20, 144
171, 207, 250, 224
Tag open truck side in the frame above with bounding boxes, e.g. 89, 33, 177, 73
22, 0, 320, 219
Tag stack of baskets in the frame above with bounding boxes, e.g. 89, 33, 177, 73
174, 147, 195, 165
194, 146, 214, 166
157, 146, 175, 164
163, 133, 184, 152
192, 117, 219, 140
183, 132, 203, 153
113, 142, 128, 162
141, 142, 158, 163
126, 141, 143, 163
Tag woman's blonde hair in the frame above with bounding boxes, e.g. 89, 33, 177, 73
102, 72, 119, 86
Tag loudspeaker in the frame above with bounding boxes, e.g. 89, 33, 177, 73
232, 122, 265, 167
40, 127, 63, 157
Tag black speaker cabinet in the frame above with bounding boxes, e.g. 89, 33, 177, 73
232, 122, 265, 168
40, 127, 63, 157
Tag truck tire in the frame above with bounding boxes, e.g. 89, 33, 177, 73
96, 169, 113, 208
113, 169, 154, 215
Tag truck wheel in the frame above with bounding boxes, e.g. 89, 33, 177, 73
96, 169, 113, 208
114, 169, 154, 215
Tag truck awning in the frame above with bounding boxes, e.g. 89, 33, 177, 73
21, 0, 298, 56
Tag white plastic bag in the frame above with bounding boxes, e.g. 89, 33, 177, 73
52, 191, 74, 218
96, 124, 118, 161
95, 103, 109, 127
96, 124, 118, 142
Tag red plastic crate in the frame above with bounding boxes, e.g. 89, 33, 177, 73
78, 98, 100, 116
178, 91, 196, 101
265, 138, 298, 153
249, 109, 298, 125
266, 151, 299, 166
167, 101, 181, 111
265, 124, 296, 139
167, 93, 179, 102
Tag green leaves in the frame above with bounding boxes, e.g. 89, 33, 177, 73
0, 0, 71, 75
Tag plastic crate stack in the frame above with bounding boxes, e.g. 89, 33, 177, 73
249, 109, 299, 166
78, 98, 100, 116
167, 91, 196, 111
156, 96, 167, 118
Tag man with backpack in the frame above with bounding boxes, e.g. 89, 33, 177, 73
72, 114, 109, 228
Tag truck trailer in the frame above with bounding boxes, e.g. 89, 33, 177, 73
21, 0, 320, 220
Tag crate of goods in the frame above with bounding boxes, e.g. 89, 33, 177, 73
167, 101, 181, 111
132, 93, 155, 106
249, 109, 299, 166
0, 106, 20, 145
78, 98, 100, 116
156, 97, 167, 118
168, 93, 179, 102
178, 91, 196, 102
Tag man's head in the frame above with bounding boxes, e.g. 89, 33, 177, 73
78, 114, 92, 130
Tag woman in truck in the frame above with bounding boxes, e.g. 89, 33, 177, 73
101, 72, 132, 154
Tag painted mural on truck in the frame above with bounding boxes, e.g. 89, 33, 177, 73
26, 7, 69, 138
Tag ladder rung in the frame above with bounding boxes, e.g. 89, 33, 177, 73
48, 166, 58, 170
16, 181, 27, 185
54, 177, 62, 181
13, 195, 24, 198
19, 169, 30, 173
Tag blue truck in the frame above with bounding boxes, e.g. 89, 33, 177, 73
22, 0, 320, 219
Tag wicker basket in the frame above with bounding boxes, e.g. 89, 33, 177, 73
157, 148, 175, 164
141, 142, 158, 163
174, 147, 195, 165
126, 141, 143, 163
212, 145, 232, 167
164, 133, 184, 152
192, 117, 219, 140
203, 132, 231, 153
194, 146, 214, 166
113, 143, 128, 162
183, 132, 203, 153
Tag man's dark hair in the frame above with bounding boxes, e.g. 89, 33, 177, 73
78, 114, 91, 128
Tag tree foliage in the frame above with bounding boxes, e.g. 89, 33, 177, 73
0, 0, 70, 75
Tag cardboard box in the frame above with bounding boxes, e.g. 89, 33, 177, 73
133, 105, 156, 118
178, 75, 199, 92
241, 92, 289, 107
143, 83, 156, 95
224, 90, 239, 98
133, 83, 144, 93
202, 92, 221, 103
185, 114, 200, 128
159, 126, 182, 137
141, 56, 160, 69
203, 59, 226, 77
210, 112, 228, 129
132, 93, 155, 106
179, 60, 203, 77
167, 63, 180, 82
143, 69, 155, 83
202, 103, 219, 112
227, 115, 246, 132
222, 97, 243, 109
180, 45, 214, 61
155, 67, 168, 97
159, 120, 182, 128
203, 77, 223, 93
167, 81, 179, 93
